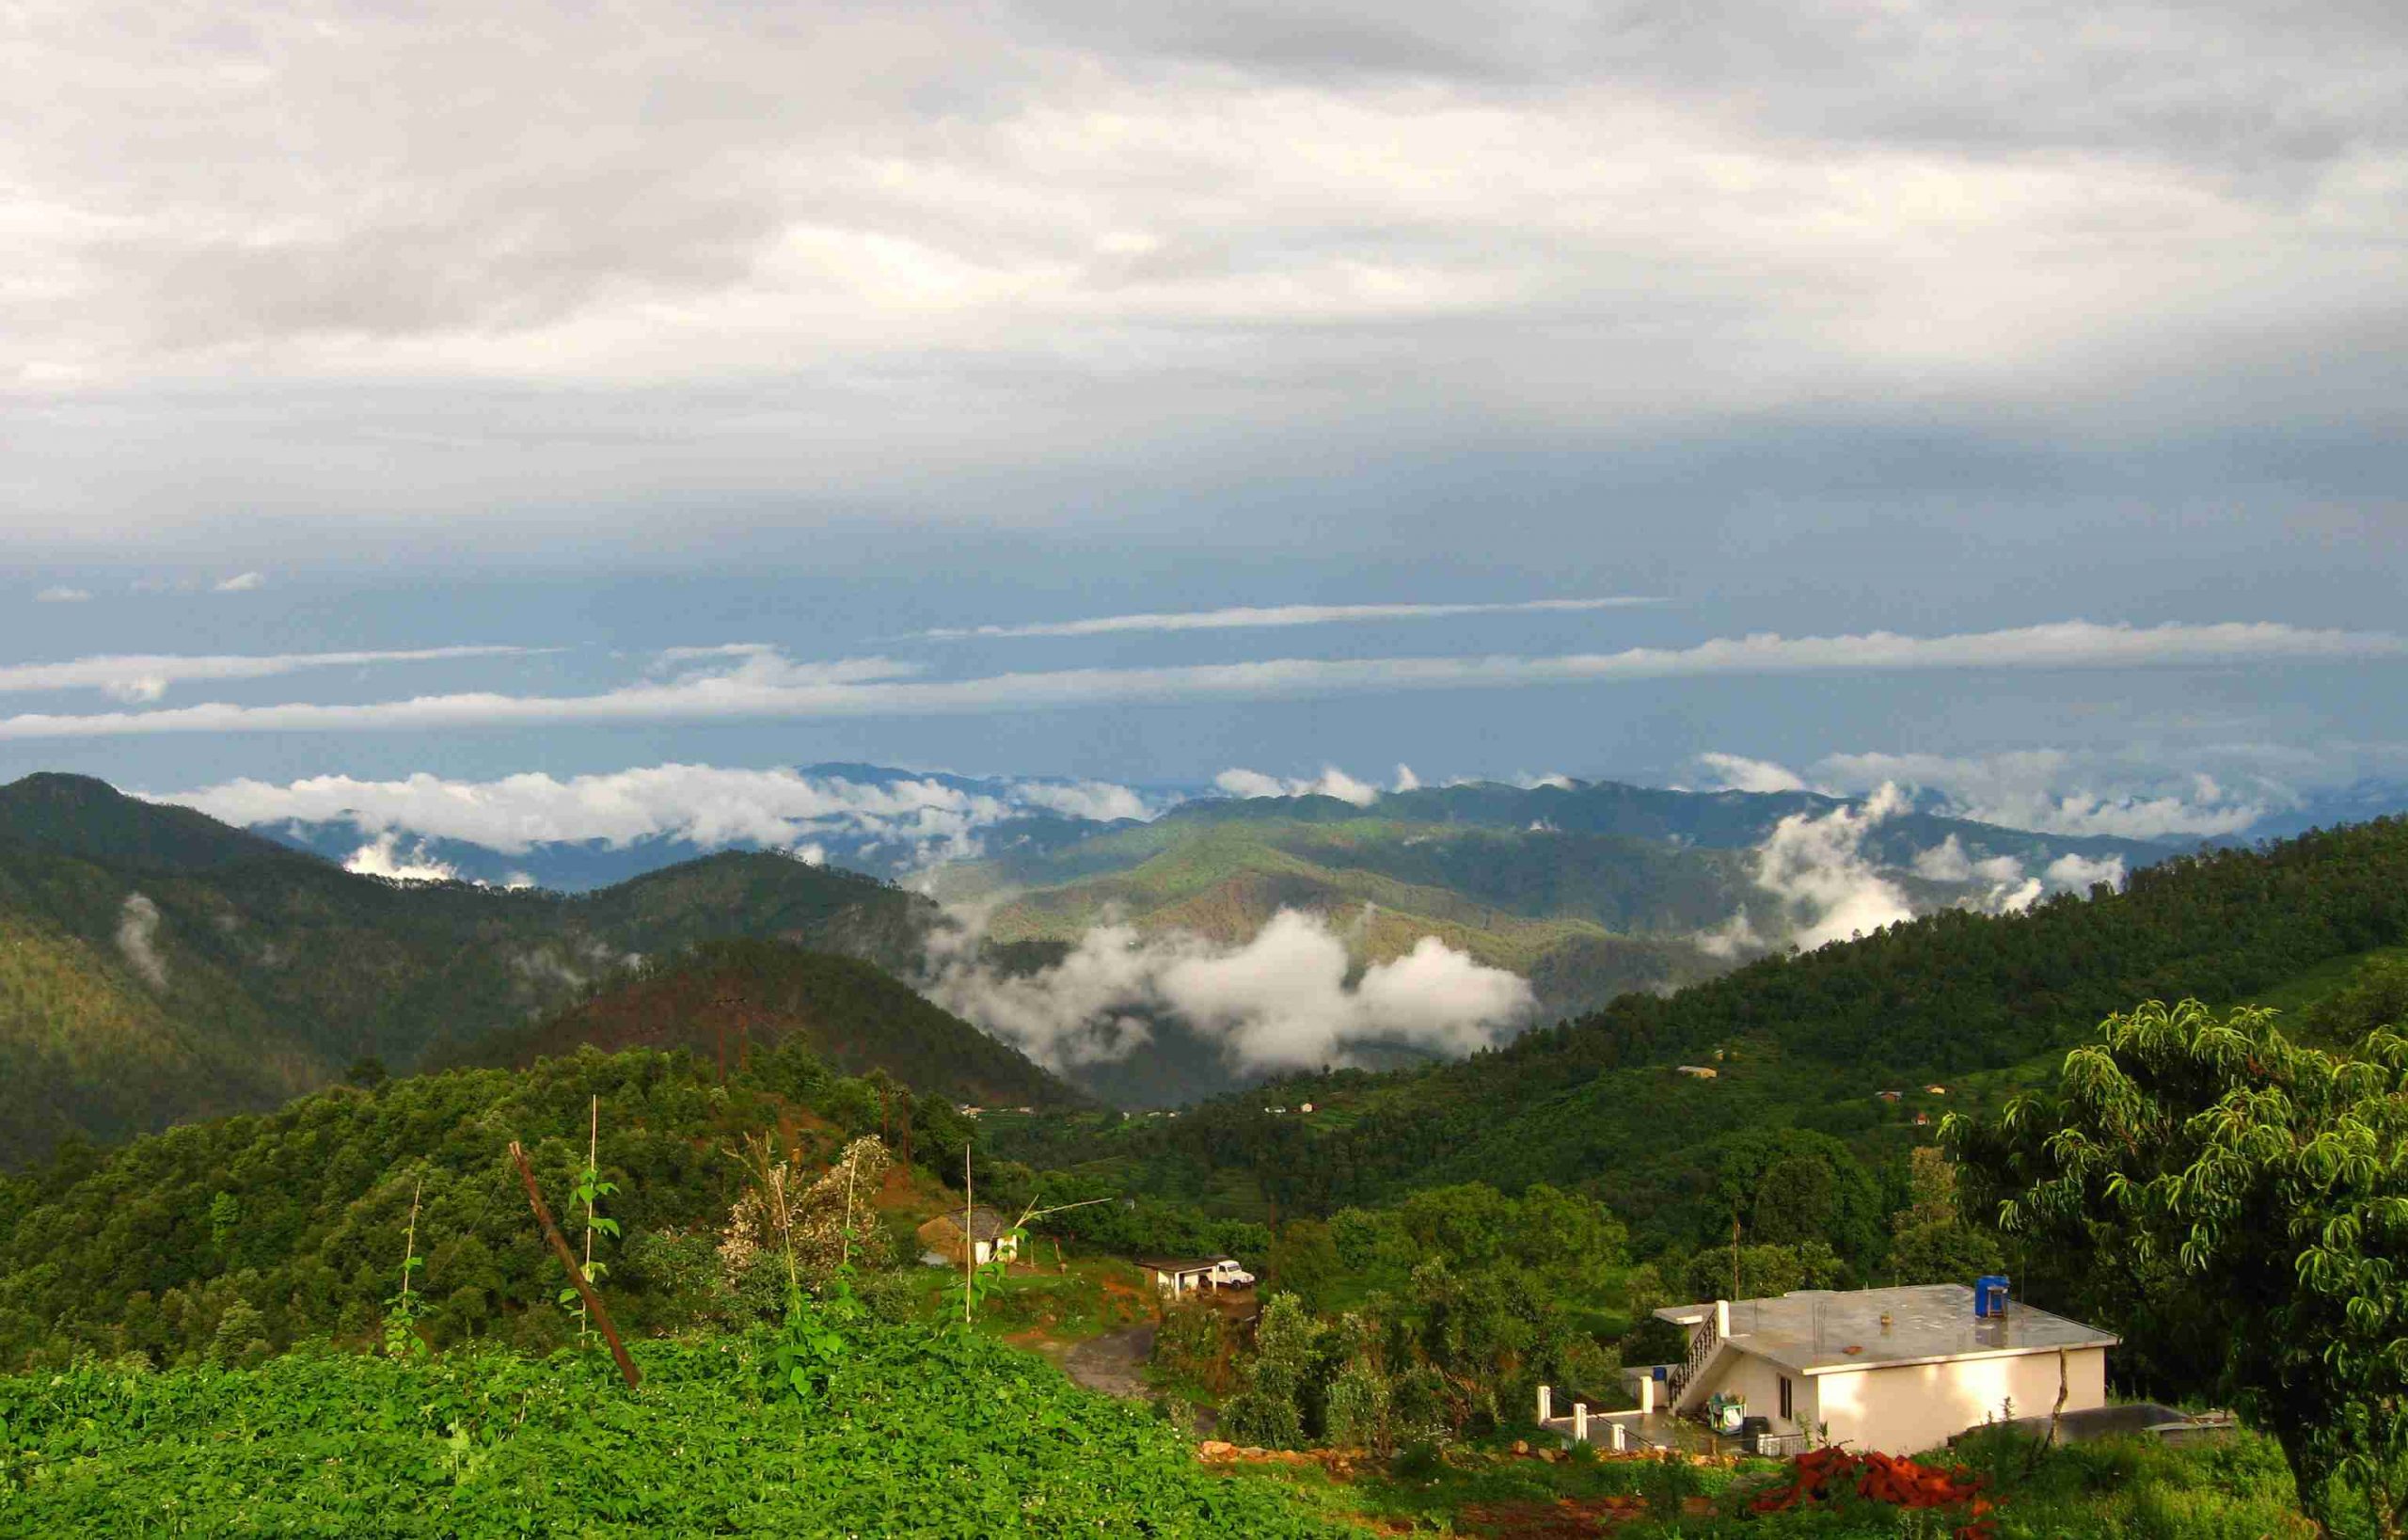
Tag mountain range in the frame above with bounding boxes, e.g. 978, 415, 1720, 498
0, 766, 2209, 1161
0, 772, 979, 1164
930, 778, 2170, 1019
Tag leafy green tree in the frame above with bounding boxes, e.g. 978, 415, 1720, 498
1505, 1183, 1626, 1282
1883, 1146, 2002, 1285
1950, 999, 2408, 1535
1268, 1219, 1342, 1311
1222, 1294, 1325, 1448
1396, 1183, 1514, 1269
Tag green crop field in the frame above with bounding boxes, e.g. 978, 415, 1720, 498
0, 1326, 1348, 1537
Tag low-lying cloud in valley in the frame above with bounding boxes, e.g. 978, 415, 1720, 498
923, 908, 1534, 1075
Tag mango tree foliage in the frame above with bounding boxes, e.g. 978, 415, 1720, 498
1948, 999, 2408, 1534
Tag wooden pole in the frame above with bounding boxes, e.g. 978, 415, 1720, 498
963, 1143, 974, 1326
509, 1140, 641, 1389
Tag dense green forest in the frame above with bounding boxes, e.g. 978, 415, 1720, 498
430, 936, 1080, 1107
993, 818, 2408, 1251
0, 773, 936, 1163
0, 1041, 992, 1368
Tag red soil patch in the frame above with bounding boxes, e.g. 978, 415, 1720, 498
1751, 1448, 1994, 1539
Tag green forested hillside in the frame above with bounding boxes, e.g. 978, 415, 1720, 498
0, 1042, 979, 1369
994, 818, 2408, 1250
434, 937, 1082, 1107
0, 774, 936, 1164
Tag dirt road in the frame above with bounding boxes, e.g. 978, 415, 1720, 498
1063, 1324, 1156, 1401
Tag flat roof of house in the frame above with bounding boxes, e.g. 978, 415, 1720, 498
1655, 1285, 2118, 1375
1137, 1256, 1234, 1274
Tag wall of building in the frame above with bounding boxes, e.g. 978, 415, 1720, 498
1815, 1348, 2108, 1455
1700, 1349, 1816, 1437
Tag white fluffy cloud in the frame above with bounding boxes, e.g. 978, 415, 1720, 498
924, 908, 1533, 1073
33, 586, 90, 603
213, 571, 265, 593
1215, 766, 1383, 806
1696, 752, 1810, 794
342, 832, 464, 883
3, 620, 2387, 740
1752, 784, 1917, 948
2044, 851, 2128, 890
153, 762, 1164, 866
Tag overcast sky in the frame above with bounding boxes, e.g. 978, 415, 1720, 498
4, 0, 2403, 836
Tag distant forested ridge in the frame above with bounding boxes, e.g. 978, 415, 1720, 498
0, 773, 936, 1164
432, 937, 1082, 1109
995, 818, 2408, 1248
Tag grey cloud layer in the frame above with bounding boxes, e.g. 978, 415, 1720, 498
7, 0, 2403, 542
0, 620, 2393, 738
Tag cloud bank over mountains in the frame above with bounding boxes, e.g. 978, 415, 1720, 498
163, 763, 1169, 875
1695, 746, 2289, 840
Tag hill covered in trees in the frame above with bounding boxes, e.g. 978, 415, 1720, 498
433, 937, 1083, 1109
0, 1039, 985, 1369
0, 773, 937, 1164
993, 818, 2408, 1251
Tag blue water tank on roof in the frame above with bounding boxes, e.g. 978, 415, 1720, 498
1974, 1274, 2011, 1318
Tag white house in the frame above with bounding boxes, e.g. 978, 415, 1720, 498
1139, 1256, 1255, 1297
1656, 1284, 2118, 1455
916, 1208, 1020, 1267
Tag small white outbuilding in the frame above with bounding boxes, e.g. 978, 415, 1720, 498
1657, 1283, 2118, 1456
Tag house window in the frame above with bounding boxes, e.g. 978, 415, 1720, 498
1779, 1375, 1793, 1422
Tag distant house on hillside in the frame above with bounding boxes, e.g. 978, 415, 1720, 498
1675, 1065, 1718, 1079
917, 1208, 1018, 1267
1877, 1089, 1903, 1103
1925, 1085, 1949, 1096
1139, 1256, 1254, 1298
1646, 1283, 2118, 1456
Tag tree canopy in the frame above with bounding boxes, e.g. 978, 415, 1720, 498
1950, 998, 2408, 1534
